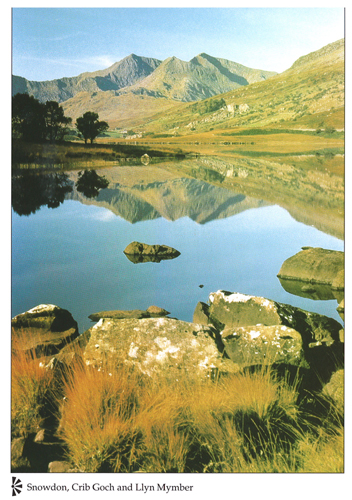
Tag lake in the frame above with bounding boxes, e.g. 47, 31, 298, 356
11, 156, 344, 333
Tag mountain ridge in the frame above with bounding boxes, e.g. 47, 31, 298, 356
12, 39, 344, 131
12, 54, 162, 103
12, 52, 276, 104
120, 53, 276, 102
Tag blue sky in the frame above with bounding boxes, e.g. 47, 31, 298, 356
12, 6, 345, 81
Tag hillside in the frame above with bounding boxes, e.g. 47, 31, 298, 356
61, 91, 186, 130
136, 39, 344, 134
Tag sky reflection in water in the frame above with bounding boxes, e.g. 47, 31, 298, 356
12, 199, 343, 333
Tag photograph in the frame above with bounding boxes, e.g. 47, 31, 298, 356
9, 3, 346, 496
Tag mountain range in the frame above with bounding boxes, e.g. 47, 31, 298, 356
12, 53, 276, 104
12, 39, 344, 132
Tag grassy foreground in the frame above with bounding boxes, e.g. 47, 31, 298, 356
12, 334, 343, 473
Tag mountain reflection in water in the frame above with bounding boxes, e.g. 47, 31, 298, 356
64, 165, 269, 224
11, 157, 344, 332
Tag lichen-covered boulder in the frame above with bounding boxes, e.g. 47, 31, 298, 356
221, 324, 305, 367
83, 317, 235, 380
12, 304, 79, 357
193, 291, 343, 380
206, 290, 342, 348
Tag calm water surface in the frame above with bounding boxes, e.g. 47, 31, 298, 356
11, 164, 344, 332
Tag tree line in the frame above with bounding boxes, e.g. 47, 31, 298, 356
12, 93, 109, 144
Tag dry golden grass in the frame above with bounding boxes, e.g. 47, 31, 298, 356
54, 360, 344, 473
296, 429, 344, 473
12, 329, 343, 473
11, 331, 55, 437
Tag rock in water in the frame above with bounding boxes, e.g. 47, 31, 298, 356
88, 306, 170, 322
123, 241, 180, 263
277, 247, 344, 287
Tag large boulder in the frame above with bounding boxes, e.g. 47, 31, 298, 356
221, 324, 305, 367
193, 291, 343, 381
123, 241, 180, 263
82, 317, 235, 379
277, 247, 344, 287
206, 290, 342, 347
12, 304, 79, 358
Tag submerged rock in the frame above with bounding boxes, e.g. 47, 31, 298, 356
123, 241, 180, 263
11, 304, 79, 358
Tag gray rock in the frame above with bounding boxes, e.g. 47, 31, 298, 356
194, 290, 343, 378
11, 437, 31, 471
34, 429, 55, 443
222, 324, 305, 367
12, 304, 79, 358
193, 301, 211, 325
83, 317, 236, 380
206, 290, 342, 347
48, 461, 73, 473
